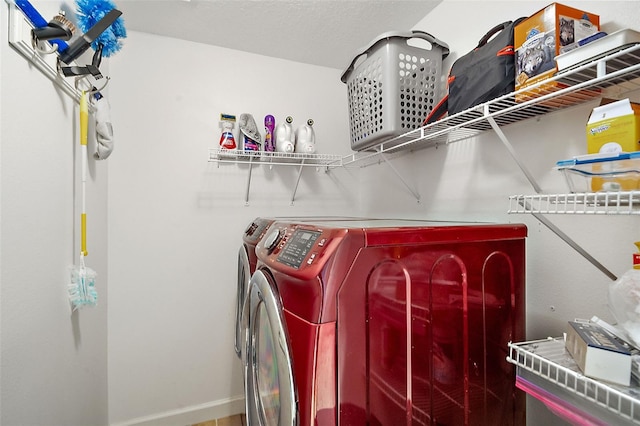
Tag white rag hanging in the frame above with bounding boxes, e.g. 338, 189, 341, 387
93, 96, 114, 160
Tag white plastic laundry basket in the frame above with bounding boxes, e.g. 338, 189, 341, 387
341, 31, 449, 151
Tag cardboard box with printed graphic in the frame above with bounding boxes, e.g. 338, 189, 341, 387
514, 3, 600, 102
587, 98, 640, 154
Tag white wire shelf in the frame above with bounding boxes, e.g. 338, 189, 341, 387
507, 338, 640, 424
508, 192, 640, 215
208, 148, 344, 205
343, 42, 640, 166
209, 148, 343, 168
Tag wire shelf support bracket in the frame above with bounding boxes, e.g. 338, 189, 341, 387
209, 148, 343, 205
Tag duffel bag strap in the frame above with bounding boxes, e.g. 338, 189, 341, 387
477, 17, 526, 47
477, 21, 513, 47
423, 94, 449, 125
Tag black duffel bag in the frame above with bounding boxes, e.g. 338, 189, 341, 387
425, 18, 526, 124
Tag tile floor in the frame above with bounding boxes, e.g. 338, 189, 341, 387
193, 413, 246, 426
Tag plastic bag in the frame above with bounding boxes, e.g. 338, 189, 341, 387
608, 268, 640, 348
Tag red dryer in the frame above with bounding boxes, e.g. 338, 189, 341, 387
236, 217, 277, 358
244, 219, 527, 426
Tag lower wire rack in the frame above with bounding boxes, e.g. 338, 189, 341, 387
507, 338, 640, 424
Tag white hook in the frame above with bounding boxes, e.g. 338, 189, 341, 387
89, 77, 110, 94
74, 75, 110, 94
32, 38, 59, 55
74, 76, 90, 92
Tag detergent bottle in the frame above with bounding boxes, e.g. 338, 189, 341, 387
219, 113, 237, 150
608, 241, 640, 347
295, 118, 316, 154
264, 115, 276, 152
238, 113, 262, 154
275, 116, 295, 153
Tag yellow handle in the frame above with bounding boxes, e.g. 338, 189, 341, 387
80, 91, 88, 146
80, 91, 88, 256
81, 213, 88, 256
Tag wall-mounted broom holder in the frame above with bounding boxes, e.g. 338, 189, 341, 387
6, 0, 102, 110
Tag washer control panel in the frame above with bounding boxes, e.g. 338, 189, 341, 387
277, 229, 322, 269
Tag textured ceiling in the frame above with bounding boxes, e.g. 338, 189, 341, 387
116, 0, 442, 70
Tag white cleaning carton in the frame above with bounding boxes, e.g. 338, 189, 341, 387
587, 98, 640, 154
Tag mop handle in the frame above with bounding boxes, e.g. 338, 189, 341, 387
80, 91, 88, 147
80, 91, 88, 257
81, 213, 87, 257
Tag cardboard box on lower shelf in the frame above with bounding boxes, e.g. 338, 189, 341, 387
565, 319, 633, 386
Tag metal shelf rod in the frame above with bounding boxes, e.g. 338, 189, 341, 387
486, 113, 542, 194
379, 153, 421, 202
244, 156, 255, 205
290, 159, 305, 205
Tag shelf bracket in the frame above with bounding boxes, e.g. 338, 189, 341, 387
484, 107, 616, 281
244, 156, 255, 206
379, 152, 421, 202
290, 159, 305, 205
485, 111, 542, 194
524, 201, 617, 281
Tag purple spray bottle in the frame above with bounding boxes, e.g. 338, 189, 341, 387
264, 115, 276, 152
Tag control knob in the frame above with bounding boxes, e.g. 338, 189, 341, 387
264, 229, 282, 252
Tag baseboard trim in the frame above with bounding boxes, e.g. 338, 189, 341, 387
110, 395, 245, 426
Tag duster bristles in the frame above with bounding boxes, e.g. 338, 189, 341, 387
69, 263, 98, 310
75, 0, 127, 57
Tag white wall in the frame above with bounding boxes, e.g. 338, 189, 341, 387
0, 2, 109, 425
107, 32, 358, 425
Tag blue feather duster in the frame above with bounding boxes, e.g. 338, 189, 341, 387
76, 0, 126, 57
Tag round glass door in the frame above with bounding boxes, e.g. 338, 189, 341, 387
256, 302, 280, 424
246, 270, 297, 426
235, 246, 251, 358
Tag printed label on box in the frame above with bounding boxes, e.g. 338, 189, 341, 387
514, 3, 600, 103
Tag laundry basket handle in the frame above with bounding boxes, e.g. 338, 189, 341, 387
340, 30, 450, 83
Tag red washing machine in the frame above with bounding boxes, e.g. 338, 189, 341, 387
237, 217, 366, 358
244, 219, 527, 426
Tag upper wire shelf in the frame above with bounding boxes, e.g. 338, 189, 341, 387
208, 148, 343, 168
509, 191, 640, 215
340, 42, 640, 167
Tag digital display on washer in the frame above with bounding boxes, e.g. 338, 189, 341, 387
277, 230, 321, 269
